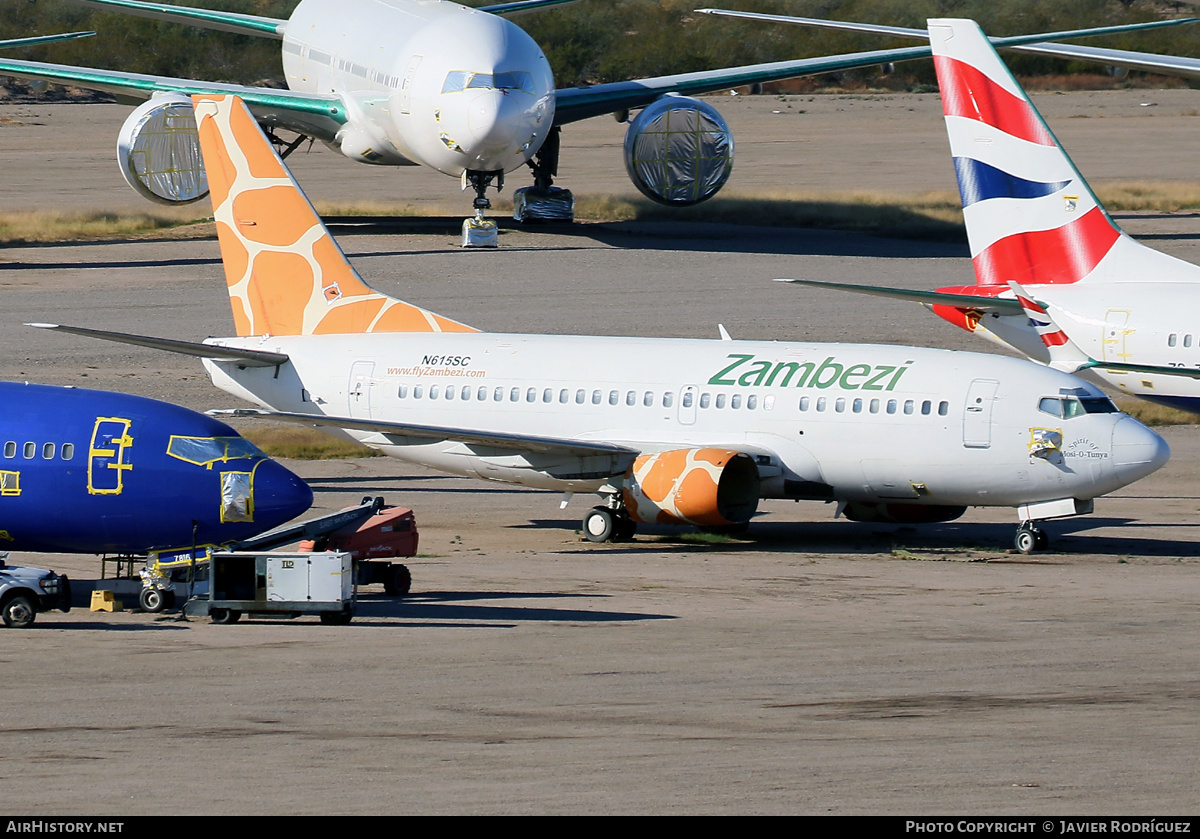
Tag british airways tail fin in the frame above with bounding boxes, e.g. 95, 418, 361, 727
190, 95, 477, 338
930, 18, 1199, 288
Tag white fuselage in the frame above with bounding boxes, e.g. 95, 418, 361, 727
280, 0, 555, 173
203, 332, 1166, 509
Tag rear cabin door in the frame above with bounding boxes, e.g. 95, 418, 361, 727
348, 361, 375, 418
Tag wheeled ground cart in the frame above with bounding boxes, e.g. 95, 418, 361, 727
184, 550, 356, 624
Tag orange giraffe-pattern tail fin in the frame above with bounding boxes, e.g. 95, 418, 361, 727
191, 94, 477, 337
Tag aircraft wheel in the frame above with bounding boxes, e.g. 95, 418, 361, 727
614, 516, 637, 541
583, 507, 616, 542
2, 595, 36, 628
383, 564, 412, 597
139, 587, 167, 613
210, 608, 241, 625
1014, 526, 1038, 555
1035, 529, 1050, 551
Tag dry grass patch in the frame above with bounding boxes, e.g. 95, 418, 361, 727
238, 424, 382, 460
0, 210, 211, 244
1114, 397, 1197, 427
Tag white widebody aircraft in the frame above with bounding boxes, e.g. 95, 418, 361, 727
34, 93, 1171, 554
784, 18, 1200, 416
0, 0, 1191, 243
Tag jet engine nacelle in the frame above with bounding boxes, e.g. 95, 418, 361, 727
622, 448, 759, 526
622, 95, 734, 206
117, 96, 208, 205
841, 502, 967, 525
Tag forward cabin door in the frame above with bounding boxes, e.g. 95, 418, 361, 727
963, 378, 999, 448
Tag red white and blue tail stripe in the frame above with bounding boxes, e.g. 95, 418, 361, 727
929, 18, 1198, 288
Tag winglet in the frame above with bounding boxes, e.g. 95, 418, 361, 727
191, 94, 476, 337
1007, 281, 1090, 373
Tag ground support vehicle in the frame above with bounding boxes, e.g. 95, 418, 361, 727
0, 557, 71, 628
184, 550, 356, 625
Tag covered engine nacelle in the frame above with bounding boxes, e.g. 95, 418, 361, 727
622, 95, 734, 206
117, 96, 208, 205
622, 448, 759, 527
841, 502, 968, 525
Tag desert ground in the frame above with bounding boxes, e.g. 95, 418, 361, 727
1, 90, 1199, 815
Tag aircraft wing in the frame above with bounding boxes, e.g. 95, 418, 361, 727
775, 279, 1026, 313
211, 408, 642, 464
695, 9, 1200, 81
553, 17, 1198, 124
0, 32, 95, 50
0, 57, 346, 140
66, 0, 286, 38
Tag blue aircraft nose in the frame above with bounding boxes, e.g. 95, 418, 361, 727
252, 459, 314, 531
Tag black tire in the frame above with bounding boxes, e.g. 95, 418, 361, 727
1034, 529, 1050, 551
583, 507, 616, 542
614, 516, 637, 541
320, 609, 353, 625
139, 587, 167, 613
1014, 528, 1037, 555
383, 564, 412, 596
163, 590, 177, 610
1, 594, 36, 628
211, 608, 241, 625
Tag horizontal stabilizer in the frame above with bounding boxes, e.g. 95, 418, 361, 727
211, 409, 641, 462
67, 0, 285, 38
775, 278, 1025, 312
28, 323, 289, 367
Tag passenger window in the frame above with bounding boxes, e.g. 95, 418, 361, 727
715, 394, 726, 409
62, 443, 74, 460
700, 393, 711, 409
444, 386, 455, 401
592, 390, 602, 405
576, 389, 586, 404
887, 399, 897, 414
397, 385, 408, 399
643, 391, 654, 407
494, 387, 504, 402
1169, 333, 1178, 347
23, 442, 35, 459
478, 387, 488, 401
938, 401, 949, 416
799, 397, 809, 411
853, 398, 863, 413
609, 390, 619, 406
834, 397, 845, 413
542, 388, 552, 403
510, 387, 520, 402
559, 389, 569, 404
921, 400, 931, 415
461, 386, 471, 401
663, 393, 674, 408
42, 443, 54, 459
747, 395, 757, 410
3, 441, 13, 458
682, 392, 693, 408
527, 388, 537, 403
816, 397, 826, 412
763, 395, 774, 411
429, 385, 439, 399
1187, 335, 1194, 349
731, 394, 741, 409
870, 399, 880, 414
626, 391, 636, 407
904, 400, 914, 415
414, 385, 423, 399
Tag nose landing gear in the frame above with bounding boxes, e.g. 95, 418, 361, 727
1014, 521, 1050, 554
462, 169, 503, 248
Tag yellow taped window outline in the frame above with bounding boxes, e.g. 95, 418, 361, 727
0, 470, 20, 496
167, 435, 264, 469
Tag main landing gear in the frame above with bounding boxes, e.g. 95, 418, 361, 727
1013, 521, 1050, 555
461, 169, 503, 248
582, 503, 636, 543
514, 126, 575, 223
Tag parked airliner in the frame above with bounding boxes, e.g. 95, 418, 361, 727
0, 0, 1187, 238
0, 382, 312, 555
36, 93, 1171, 553
783, 18, 1200, 416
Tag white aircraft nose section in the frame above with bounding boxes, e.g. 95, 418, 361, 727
466, 89, 519, 146
1111, 416, 1171, 484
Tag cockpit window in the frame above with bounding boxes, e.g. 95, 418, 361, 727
1038, 395, 1119, 419
442, 70, 534, 94
167, 436, 265, 468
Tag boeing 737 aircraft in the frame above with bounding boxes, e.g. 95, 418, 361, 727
35, 93, 1171, 553
781, 19, 1200, 415
0, 1, 1188, 243
0, 382, 313, 555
